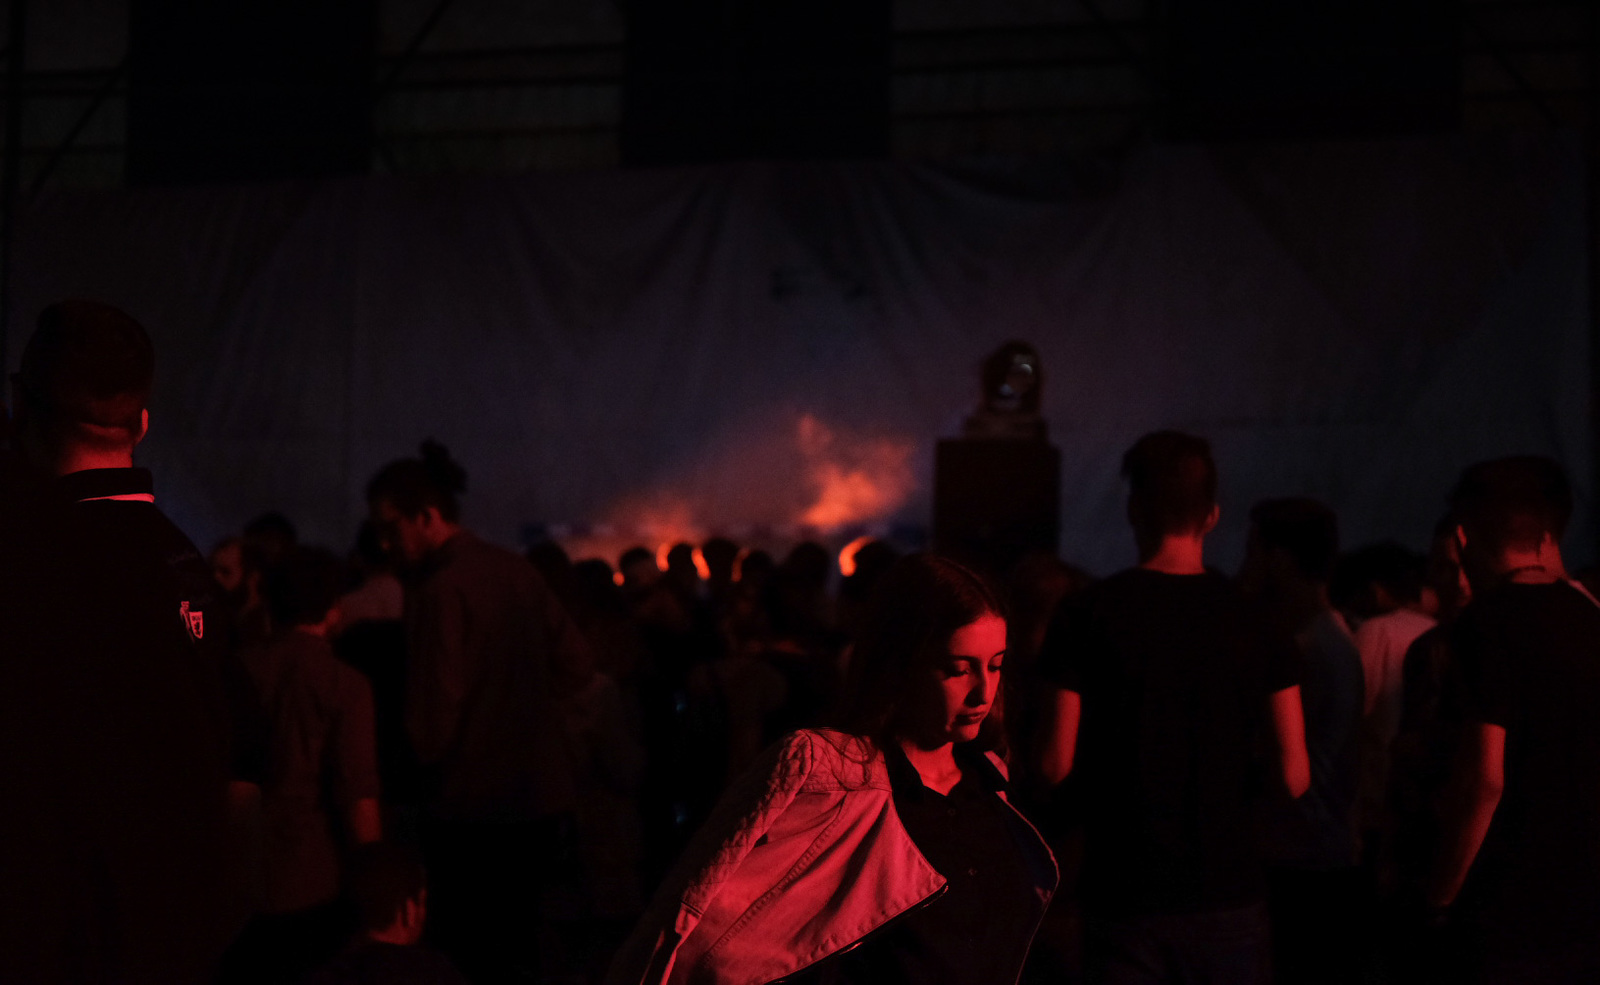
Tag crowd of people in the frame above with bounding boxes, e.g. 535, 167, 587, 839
0, 299, 1596, 985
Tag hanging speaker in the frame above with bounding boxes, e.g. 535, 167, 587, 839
128, 0, 374, 184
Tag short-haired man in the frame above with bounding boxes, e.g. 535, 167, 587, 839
1038, 431, 1309, 984
0, 301, 259, 982
305, 842, 468, 985
222, 547, 383, 983
1430, 456, 1600, 983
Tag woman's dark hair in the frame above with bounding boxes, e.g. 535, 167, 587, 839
837, 553, 1008, 748
365, 439, 468, 522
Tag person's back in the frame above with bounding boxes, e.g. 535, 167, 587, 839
1452, 580, 1600, 948
243, 627, 380, 913
410, 530, 582, 820
1037, 431, 1306, 985
1240, 498, 1364, 874
0, 301, 248, 983
368, 443, 591, 982
1044, 567, 1296, 914
1429, 456, 1600, 983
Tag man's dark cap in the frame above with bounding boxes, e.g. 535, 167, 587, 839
17, 300, 153, 429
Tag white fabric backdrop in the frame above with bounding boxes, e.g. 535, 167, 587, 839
10, 131, 1591, 575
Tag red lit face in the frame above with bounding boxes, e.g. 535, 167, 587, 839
903, 613, 1006, 747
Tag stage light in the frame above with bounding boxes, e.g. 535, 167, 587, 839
965, 340, 1047, 441
839, 535, 874, 578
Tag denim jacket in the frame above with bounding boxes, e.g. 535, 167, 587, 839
606, 728, 1056, 985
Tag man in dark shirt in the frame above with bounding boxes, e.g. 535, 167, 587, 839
0, 301, 258, 982
1430, 457, 1600, 983
1038, 431, 1309, 985
368, 443, 592, 984
222, 547, 383, 985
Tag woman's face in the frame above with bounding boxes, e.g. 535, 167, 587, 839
903, 612, 1006, 748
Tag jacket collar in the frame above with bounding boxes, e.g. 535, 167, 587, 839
883, 740, 1008, 802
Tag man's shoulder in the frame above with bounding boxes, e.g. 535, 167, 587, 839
1071, 568, 1242, 626
437, 533, 540, 586
1094, 566, 1233, 596
1458, 581, 1596, 632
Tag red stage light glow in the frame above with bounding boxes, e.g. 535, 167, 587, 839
838, 535, 874, 578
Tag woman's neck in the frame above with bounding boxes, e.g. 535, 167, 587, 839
897, 737, 962, 796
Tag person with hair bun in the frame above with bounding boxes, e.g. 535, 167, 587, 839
607, 553, 1057, 985
367, 441, 593, 983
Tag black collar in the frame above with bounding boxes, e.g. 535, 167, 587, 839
884, 740, 1008, 802
54, 468, 154, 503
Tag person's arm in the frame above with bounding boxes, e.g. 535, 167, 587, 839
1353, 620, 1384, 717
1428, 721, 1505, 908
1270, 685, 1312, 799
1039, 688, 1081, 787
346, 797, 382, 846
337, 668, 384, 846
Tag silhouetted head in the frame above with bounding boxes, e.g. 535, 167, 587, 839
571, 558, 625, 615
1122, 431, 1218, 553
526, 538, 572, 581
735, 548, 774, 587
665, 542, 700, 590
702, 537, 740, 588
1244, 498, 1340, 591
1330, 541, 1425, 620
1449, 456, 1572, 583
840, 539, 902, 605
366, 441, 468, 566
243, 511, 298, 565
838, 554, 1009, 752
782, 541, 832, 592
618, 545, 659, 593
13, 300, 153, 473
263, 547, 346, 631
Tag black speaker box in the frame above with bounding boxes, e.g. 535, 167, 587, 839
128, 0, 374, 184
933, 439, 1061, 576
622, 0, 891, 167
1163, 0, 1459, 140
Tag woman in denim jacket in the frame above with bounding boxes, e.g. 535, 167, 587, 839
608, 554, 1057, 985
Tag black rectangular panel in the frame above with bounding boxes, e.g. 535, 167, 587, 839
128, 0, 373, 184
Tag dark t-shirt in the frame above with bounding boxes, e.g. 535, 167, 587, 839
406, 532, 592, 821
1453, 581, 1600, 946
305, 942, 468, 985
243, 630, 381, 912
0, 468, 246, 982
1039, 568, 1301, 916
787, 744, 1053, 985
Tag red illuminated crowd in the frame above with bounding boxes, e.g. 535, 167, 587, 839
2, 301, 1597, 985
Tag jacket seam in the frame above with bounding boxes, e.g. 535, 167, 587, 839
702, 797, 849, 959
